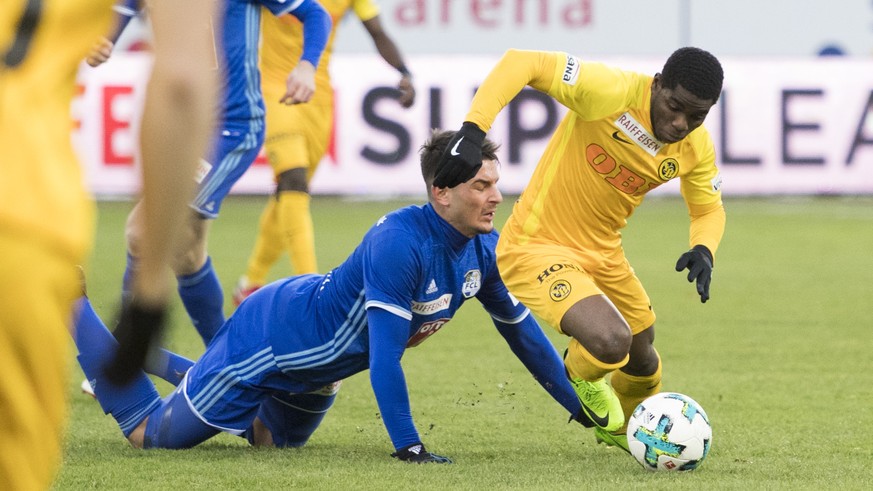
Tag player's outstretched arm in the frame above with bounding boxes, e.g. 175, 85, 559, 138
85, 0, 142, 67
279, 0, 331, 104
362, 15, 415, 108
492, 314, 583, 419
436, 50, 556, 188
367, 307, 453, 463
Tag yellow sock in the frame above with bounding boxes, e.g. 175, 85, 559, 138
244, 197, 283, 285
564, 338, 628, 382
277, 190, 317, 274
611, 352, 662, 432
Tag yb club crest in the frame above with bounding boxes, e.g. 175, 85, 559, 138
658, 158, 679, 180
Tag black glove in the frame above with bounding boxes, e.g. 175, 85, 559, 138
433, 122, 486, 188
103, 300, 167, 385
391, 443, 453, 464
675, 245, 714, 303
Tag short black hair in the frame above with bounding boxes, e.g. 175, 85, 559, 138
419, 129, 500, 191
661, 47, 724, 102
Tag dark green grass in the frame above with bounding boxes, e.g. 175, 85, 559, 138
56, 195, 873, 490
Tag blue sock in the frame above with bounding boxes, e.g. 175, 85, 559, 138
72, 297, 162, 438
177, 256, 225, 346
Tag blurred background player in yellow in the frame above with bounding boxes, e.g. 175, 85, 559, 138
233, 0, 416, 303
437, 47, 725, 453
0, 0, 217, 487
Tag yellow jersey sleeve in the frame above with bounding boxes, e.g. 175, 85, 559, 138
351, 0, 380, 21
681, 126, 726, 257
465, 49, 556, 132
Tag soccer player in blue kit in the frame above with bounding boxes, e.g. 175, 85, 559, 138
80, 0, 333, 382
72, 130, 586, 462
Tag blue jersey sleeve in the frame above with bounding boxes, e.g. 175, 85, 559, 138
106, 0, 142, 44
359, 218, 425, 449
492, 315, 582, 418
367, 307, 421, 450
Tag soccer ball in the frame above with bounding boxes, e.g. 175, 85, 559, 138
626, 392, 712, 471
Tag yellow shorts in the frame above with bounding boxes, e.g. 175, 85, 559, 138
0, 232, 80, 490
496, 235, 655, 335
263, 83, 332, 179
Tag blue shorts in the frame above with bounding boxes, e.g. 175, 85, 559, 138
190, 119, 264, 218
181, 276, 355, 433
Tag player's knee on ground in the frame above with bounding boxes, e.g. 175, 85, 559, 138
276, 167, 309, 193
248, 384, 340, 448
127, 418, 148, 449
142, 389, 219, 449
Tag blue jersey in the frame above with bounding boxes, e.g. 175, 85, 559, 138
185, 204, 580, 447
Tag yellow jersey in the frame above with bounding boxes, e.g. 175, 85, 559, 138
259, 0, 380, 105
0, 0, 113, 262
467, 50, 725, 256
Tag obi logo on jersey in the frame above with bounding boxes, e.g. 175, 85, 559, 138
462, 270, 481, 298
406, 319, 450, 347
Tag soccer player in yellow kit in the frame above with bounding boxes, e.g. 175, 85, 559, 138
1, 3, 111, 488
0, 0, 216, 487
234, 0, 415, 302
437, 47, 725, 451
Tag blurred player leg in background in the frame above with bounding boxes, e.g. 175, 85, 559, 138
93, 0, 219, 385
235, 3, 415, 304
105, 0, 330, 384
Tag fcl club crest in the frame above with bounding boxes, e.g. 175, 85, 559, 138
461, 270, 482, 298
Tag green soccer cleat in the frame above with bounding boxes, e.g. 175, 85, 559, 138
595, 427, 630, 454
568, 377, 624, 433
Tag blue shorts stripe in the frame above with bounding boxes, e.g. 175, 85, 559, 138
275, 292, 367, 369
195, 354, 275, 414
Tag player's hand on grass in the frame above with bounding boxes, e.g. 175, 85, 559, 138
103, 300, 167, 385
675, 245, 713, 303
434, 122, 486, 188
391, 443, 453, 464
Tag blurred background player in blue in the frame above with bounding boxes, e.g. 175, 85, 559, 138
1, 0, 217, 487
72, 130, 586, 462
82, 0, 333, 384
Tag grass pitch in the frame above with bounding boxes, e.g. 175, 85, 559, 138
56, 195, 873, 490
